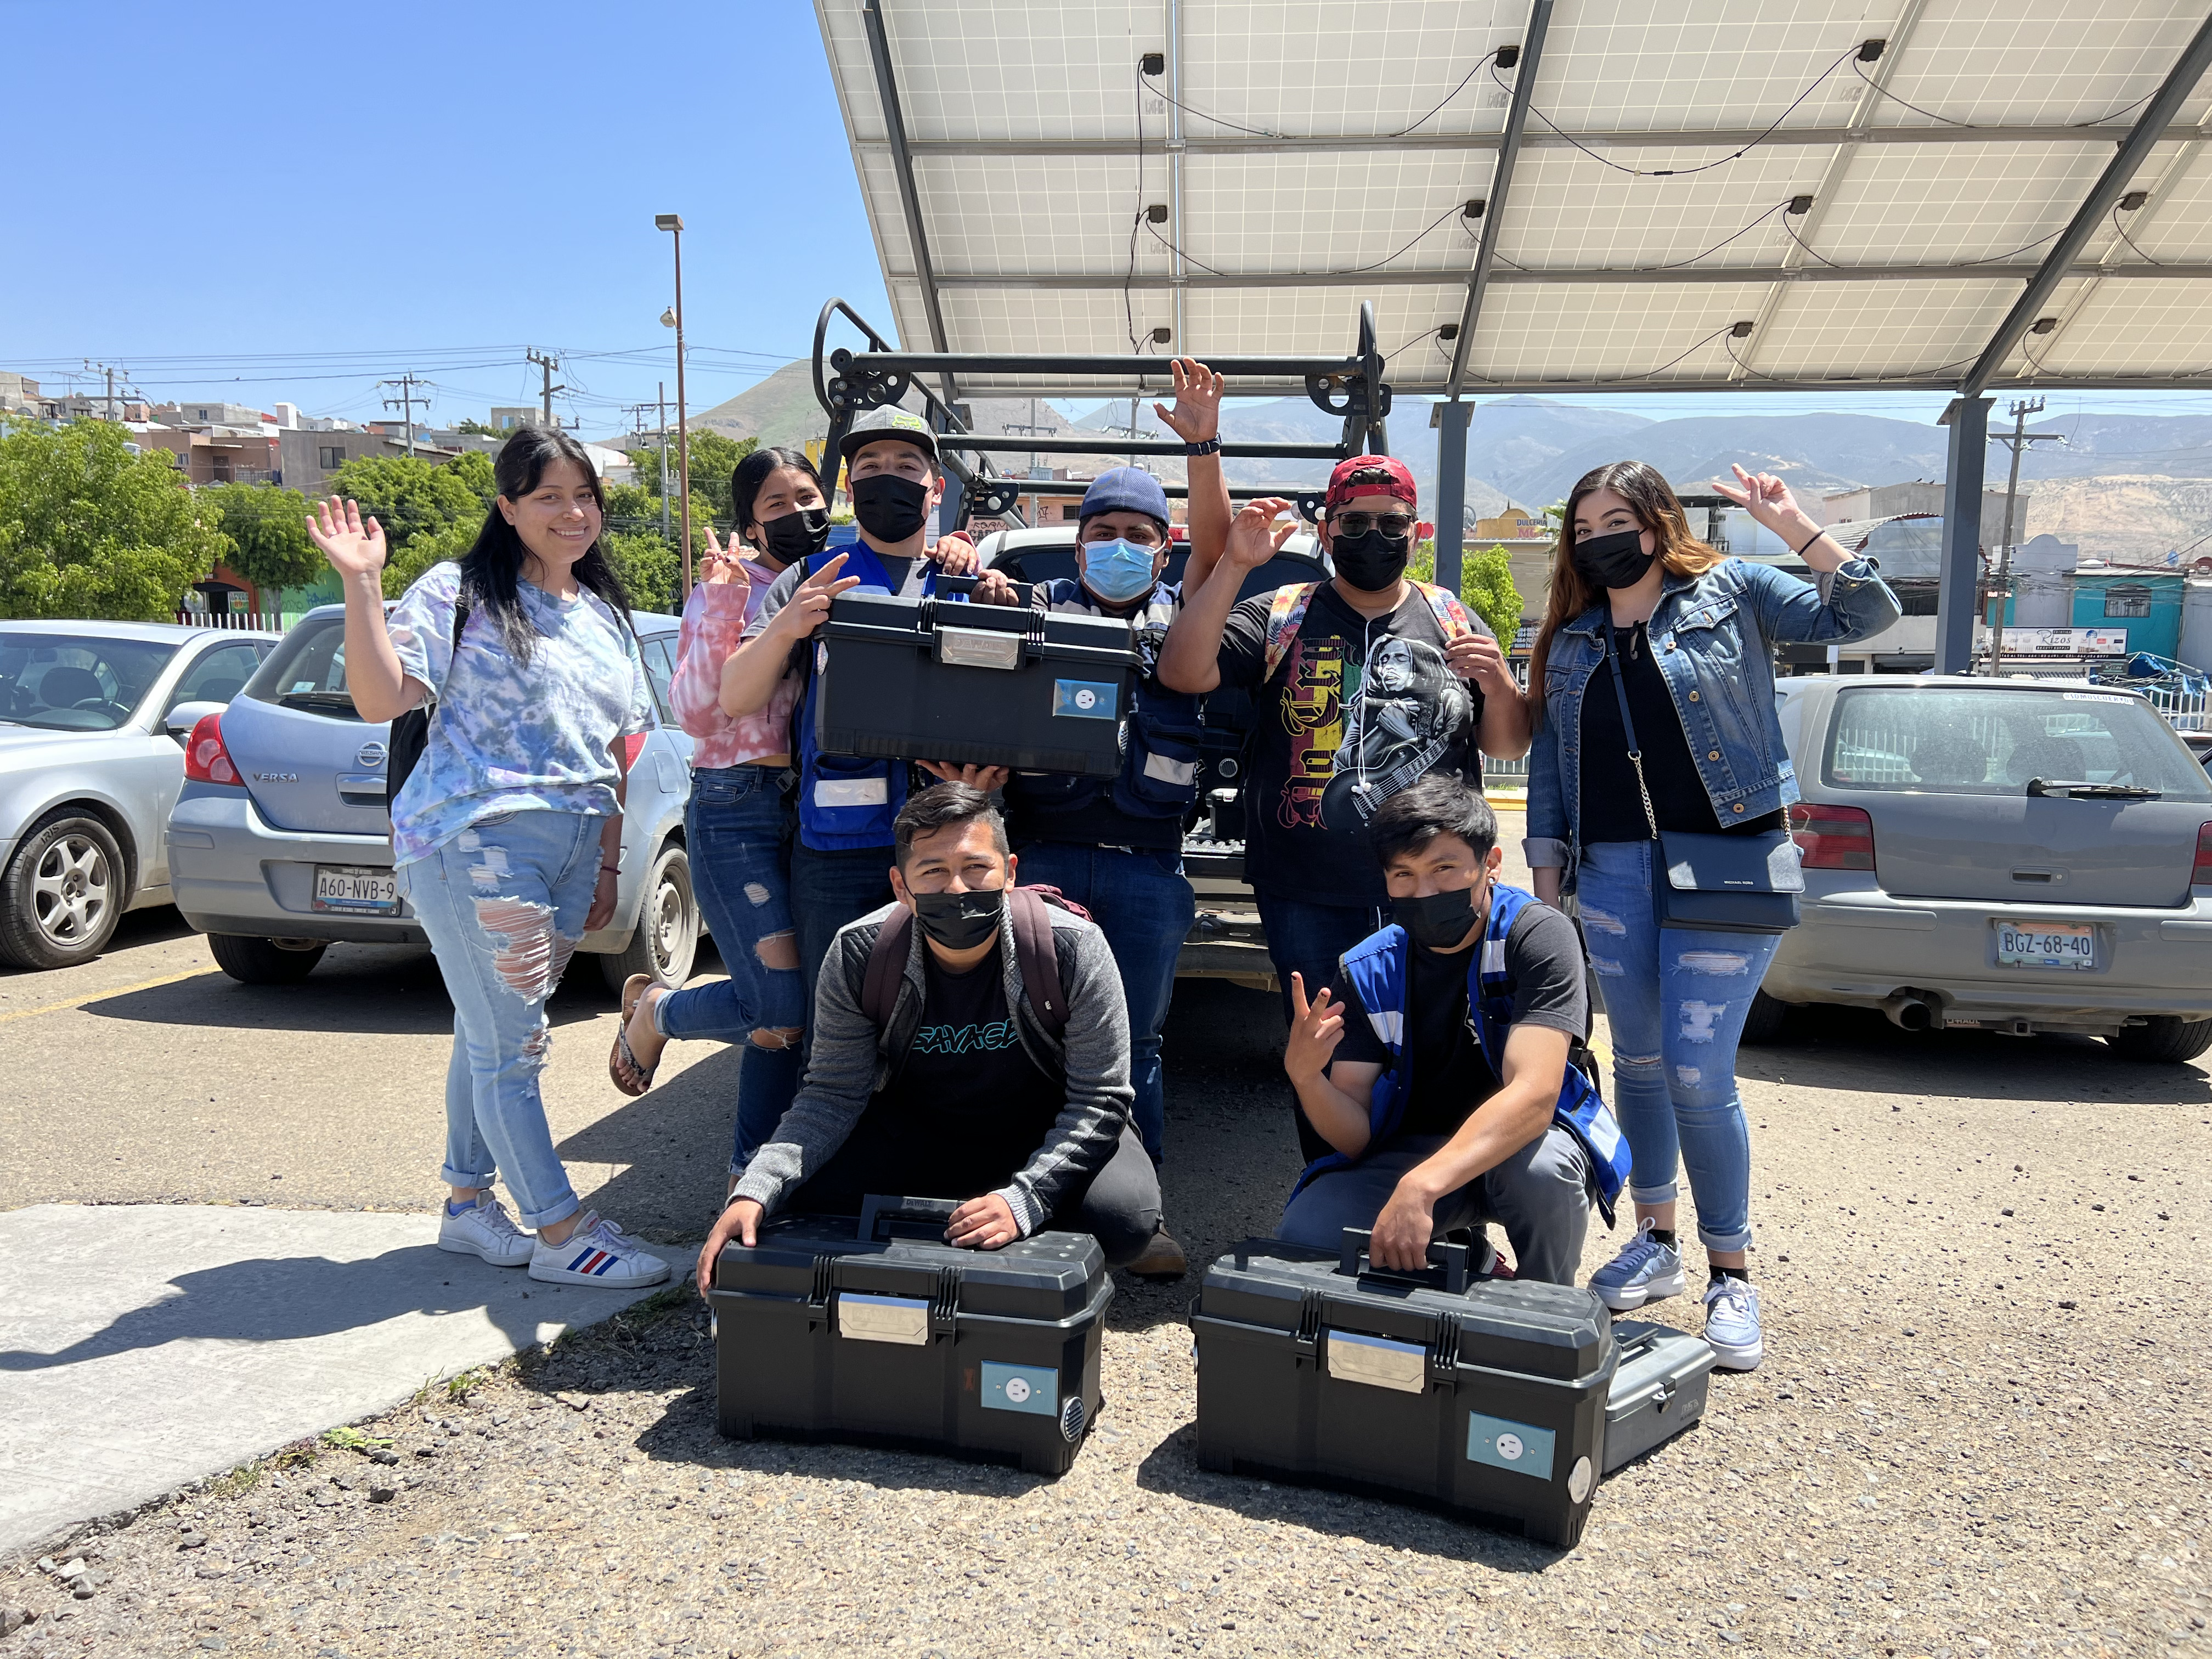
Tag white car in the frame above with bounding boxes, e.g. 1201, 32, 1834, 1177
0, 620, 273, 968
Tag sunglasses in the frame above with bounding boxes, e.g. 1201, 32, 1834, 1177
1331, 512, 1417, 537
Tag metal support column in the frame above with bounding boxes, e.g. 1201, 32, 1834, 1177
1935, 398, 1990, 674
1433, 402, 1472, 595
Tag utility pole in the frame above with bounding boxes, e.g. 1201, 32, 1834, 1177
656, 213, 692, 596
526, 349, 567, 429
377, 373, 429, 458
84, 360, 124, 421
1982, 397, 2064, 672
1003, 405, 1056, 522
622, 393, 674, 540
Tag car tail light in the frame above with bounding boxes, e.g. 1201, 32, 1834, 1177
1791, 802, 1875, 871
183, 712, 240, 786
622, 732, 648, 769
2194, 822, 2212, 887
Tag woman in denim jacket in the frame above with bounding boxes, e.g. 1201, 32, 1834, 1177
1525, 460, 1899, 1369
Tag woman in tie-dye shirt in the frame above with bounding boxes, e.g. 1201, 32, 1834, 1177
311, 425, 668, 1291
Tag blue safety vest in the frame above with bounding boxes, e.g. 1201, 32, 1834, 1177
1291, 882, 1632, 1225
794, 541, 955, 851
1003, 579, 1205, 825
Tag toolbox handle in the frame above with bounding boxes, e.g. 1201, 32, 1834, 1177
1337, 1228, 1471, 1295
858, 1194, 958, 1243
936, 574, 1039, 607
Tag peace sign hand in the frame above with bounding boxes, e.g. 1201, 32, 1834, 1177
307, 498, 387, 579
697, 527, 752, 590
1284, 971, 1346, 1085
774, 552, 861, 640
1154, 357, 1224, 445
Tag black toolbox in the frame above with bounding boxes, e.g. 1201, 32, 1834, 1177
1191, 1232, 1616, 1546
708, 1197, 1110, 1475
814, 582, 1140, 776
1602, 1319, 1715, 1475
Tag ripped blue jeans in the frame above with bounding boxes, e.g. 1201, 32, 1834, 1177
396, 809, 601, 1229
1574, 840, 1780, 1254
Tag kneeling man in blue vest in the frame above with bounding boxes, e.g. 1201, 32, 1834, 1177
1279, 775, 1633, 1283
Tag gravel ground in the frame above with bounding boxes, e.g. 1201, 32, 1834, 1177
5, 985, 2208, 1657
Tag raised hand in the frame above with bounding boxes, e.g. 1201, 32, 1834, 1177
1712, 462, 1807, 537
307, 498, 387, 580
1154, 357, 1224, 445
1224, 497, 1299, 571
698, 527, 752, 589
1284, 971, 1346, 1084
774, 552, 861, 640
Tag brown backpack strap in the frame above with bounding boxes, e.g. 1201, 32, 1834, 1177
1008, 889, 1069, 1040
859, 906, 912, 1031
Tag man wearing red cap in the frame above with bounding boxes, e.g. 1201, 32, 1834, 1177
1158, 455, 1528, 1160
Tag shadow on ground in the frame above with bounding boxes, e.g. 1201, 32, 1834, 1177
557, 1044, 746, 1240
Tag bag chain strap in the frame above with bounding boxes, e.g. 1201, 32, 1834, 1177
1602, 620, 1662, 844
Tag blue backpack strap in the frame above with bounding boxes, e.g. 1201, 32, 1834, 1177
1470, 884, 1633, 1225
795, 542, 912, 851
1286, 923, 1411, 1198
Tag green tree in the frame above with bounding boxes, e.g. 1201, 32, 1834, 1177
1407, 540, 1526, 644
324, 453, 482, 555
443, 449, 498, 512
0, 420, 227, 619
630, 429, 755, 521
449, 417, 498, 437
202, 482, 321, 591
603, 528, 681, 615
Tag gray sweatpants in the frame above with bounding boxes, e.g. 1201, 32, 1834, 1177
1277, 1127, 1593, 1286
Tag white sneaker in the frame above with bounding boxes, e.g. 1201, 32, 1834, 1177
528, 1211, 670, 1288
1588, 1217, 1687, 1312
1702, 1275, 1765, 1372
437, 1193, 533, 1268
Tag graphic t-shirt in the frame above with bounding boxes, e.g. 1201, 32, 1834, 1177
385, 562, 654, 867
1334, 901, 1588, 1140
1215, 582, 1491, 904
863, 942, 1065, 1200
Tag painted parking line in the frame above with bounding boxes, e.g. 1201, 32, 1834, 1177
0, 967, 220, 1026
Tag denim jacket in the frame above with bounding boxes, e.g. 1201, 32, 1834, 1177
1526, 556, 1900, 885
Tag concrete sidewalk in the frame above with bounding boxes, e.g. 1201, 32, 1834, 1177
0, 1204, 680, 1558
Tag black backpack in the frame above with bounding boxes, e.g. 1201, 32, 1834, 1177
384, 601, 470, 812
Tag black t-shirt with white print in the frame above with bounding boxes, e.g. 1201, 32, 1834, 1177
1215, 581, 1491, 905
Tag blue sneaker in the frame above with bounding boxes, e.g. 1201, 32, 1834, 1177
1589, 1218, 1686, 1312
1701, 1275, 1764, 1371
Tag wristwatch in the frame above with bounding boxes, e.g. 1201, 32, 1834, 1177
1184, 437, 1222, 457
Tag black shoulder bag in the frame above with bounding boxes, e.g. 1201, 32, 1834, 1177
1599, 620, 1802, 935
384, 600, 471, 811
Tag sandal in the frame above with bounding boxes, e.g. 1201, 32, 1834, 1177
608, 974, 660, 1097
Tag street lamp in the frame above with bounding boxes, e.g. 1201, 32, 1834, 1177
656, 212, 691, 597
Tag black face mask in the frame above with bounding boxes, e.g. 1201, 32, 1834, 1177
851, 474, 931, 544
1331, 527, 1411, 592
758, 506, 831, 567
1394, 882, 1485, 951
1571, 527, 1656, 591
910, 887, 1003, 952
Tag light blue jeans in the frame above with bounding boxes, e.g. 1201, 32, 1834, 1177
396, 809, 602, 1229
1573, 839, 1781, 1254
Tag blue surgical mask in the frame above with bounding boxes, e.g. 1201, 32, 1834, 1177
1080, 539, 1160, 605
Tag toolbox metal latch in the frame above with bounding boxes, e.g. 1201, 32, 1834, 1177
837, 1292, 930, 1345
1323, 1329, 1427, 1393
936, 627, 1023, 670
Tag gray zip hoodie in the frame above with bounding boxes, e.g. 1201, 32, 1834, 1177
729, 898, 1134, 1234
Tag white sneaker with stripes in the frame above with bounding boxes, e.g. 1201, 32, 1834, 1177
528, 1211, 670, 1288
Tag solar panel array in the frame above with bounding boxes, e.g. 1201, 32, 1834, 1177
815, 0, 2212, 395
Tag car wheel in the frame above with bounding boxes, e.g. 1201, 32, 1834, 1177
1737, 989, 1795, 1047
599, 842, 699, 996
0, 812, 127, 970
2104, 1015, 2212, 1065
207, 933, 329, 985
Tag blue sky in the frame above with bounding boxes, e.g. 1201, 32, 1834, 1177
7, 2, 2210, 440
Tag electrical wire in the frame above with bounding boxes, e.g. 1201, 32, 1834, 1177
1624, 321, 1744, 380
1782, 215, 1840, 268
1498, 44, 1861, 179
1851, 59, 2175, 131
2109, 203, 2165, 266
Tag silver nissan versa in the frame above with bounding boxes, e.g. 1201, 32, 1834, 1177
1750, 675, 2212, 1063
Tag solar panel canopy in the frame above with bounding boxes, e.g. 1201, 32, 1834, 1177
814, 0, 2212, 398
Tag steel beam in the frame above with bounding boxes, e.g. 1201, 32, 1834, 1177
874, 120, 2209, 159
1446, 0, 1554, 397
859, 0, 955, 404
940, 433, 1346, 461
837, 349, 1366, 378
926, 261, 2212, 290
1934, 397, 1991, 673
1961, 10, 2212, 397
1433, 400, 1474, 595
887, 371, 2212, 400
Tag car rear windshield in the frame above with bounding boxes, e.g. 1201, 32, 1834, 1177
1824, 685, 2212, 801
242, 615, 364, 721
0, 633, 182, 731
